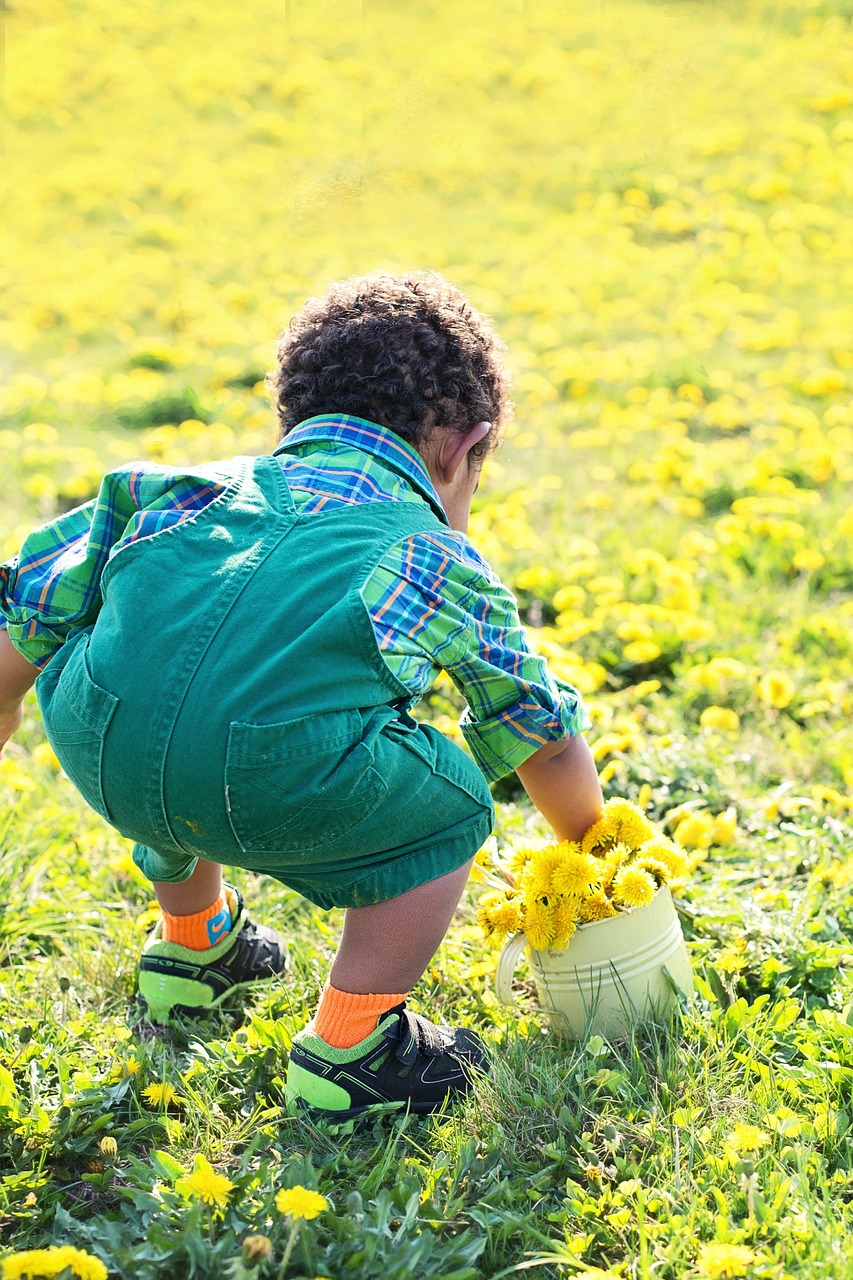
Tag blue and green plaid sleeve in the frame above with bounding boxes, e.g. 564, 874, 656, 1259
362, 530, 592, 782
0, 464, 227, 668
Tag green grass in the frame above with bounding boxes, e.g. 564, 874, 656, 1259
1, 738, 851, 1277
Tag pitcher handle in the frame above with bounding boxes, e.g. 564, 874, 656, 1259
495, 932, 528, 1006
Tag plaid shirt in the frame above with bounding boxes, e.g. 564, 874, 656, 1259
1, 415, 590, 780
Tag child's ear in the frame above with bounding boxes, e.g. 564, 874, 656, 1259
436, 421, 491, 482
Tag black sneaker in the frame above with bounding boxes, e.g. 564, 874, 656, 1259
137, 887, 287, 1024
285, 1003, 488, 1121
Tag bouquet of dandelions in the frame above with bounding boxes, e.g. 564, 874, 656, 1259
477, 798, 689, 952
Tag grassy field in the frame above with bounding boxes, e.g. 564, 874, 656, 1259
2, 0, 853, 1276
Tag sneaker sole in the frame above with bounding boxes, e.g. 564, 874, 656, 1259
137, 970, 286, 1026
287, 1094, 447, 1126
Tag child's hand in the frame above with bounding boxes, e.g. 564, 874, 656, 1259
0, 630, 38, 754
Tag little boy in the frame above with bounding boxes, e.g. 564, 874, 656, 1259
0, 272, 601, 1120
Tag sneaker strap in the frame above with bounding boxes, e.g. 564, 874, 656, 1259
386, 1008, 451, 1065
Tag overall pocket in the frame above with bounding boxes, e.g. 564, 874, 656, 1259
225, 709, 389, 858
37, 636, 120, 823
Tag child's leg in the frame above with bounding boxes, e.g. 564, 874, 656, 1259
288, 858, 487, 1118
153, 857, 223, 916
138, 857, 287, 1022
314, 860, 473, 1048
152, 857, 230, 950
330, 860, 474, 993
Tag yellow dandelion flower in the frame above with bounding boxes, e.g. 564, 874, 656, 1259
525, 848, 565, 895
107, 1054, 140, 1084
508, 845, 533, 877
580, 816, 616, 856
634, 856, 671, 887
550, 847, 600, 898
0, 760, 37, 793
515, 871, 536, 911
717, 944, 748, 974
695, 1241, 756, 1278
810, 784, 848, 811
142, 1082, 180, 1109
31, 742, 61, 771
513, 858, 532, 889
477, 891, 523, 944
601, 798, 655, 849
551, 900, 580, 949
636, 838, 688, 882
274, 1185, 329, 1220
808, 90, 852, 113
469, 838, 496, 883
473, 838, 494, 868
489, 894, 523, 935
98, 1136, 118, 1158
725, 1124, 771, 1155
611, 865, 657, 910
0, 1245, 108, 1280
792, 548, 825, 572
600, 842, 634, 883
475, 892, 503, 937
175, 1154, 235, 1209
523, 901, 555, 951
522, 867, 553, 902
579, 890, 618, 923
712, 807, 738, 846
700, 706, 740, 736
596, 859, 619, 893
756, 671, 795, 709
673, 811, 716, 850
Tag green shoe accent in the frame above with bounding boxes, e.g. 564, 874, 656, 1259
136, 972, 215, 1024
285, 1060, 354, 1113
295, 1020, 390, 1064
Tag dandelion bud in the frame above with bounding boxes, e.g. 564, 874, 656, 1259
99, 1136, 118, 1158
242, 1234, 272, 1265
59, 976, 72, 992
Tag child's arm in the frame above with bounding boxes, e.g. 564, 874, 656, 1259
0, 629, 39, 755
515, 732, 603, 844
364, 526, 602, 840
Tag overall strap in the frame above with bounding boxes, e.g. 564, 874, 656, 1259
244, 454, 296, 517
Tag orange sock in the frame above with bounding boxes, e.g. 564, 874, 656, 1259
313, 982, 409, 1049
161, 893, 232, 950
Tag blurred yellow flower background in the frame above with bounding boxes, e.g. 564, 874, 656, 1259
3, 1, 852, 825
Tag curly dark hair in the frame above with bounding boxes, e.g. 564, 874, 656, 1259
267, 271, 511, 462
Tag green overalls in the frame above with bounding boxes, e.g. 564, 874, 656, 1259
36, 452, 494, 908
